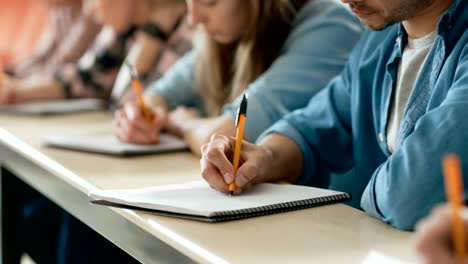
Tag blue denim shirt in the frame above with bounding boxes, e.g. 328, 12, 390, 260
263, 0, 468, 230
148, 0, 363, 141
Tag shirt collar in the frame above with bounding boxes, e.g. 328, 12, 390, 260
394, 0, 463, 42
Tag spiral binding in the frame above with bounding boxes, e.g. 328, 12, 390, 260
211, 193, 350, 222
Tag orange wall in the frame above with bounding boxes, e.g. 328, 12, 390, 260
0, 0, 48, 64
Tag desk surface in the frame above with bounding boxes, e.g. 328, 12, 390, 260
0, 112, 414, 263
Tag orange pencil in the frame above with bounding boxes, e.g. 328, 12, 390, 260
125, 62, 152, 122
0, 62, 3, 84
443, 154, 466, 260
230, 94, 248, 196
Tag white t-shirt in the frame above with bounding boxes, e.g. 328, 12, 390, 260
386, 31, 437, 153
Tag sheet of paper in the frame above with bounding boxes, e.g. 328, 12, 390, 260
362, 251, 413, 264
90, 180, 346, 217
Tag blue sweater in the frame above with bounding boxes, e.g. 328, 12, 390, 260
264, 0, 468, 230
147, 0, 363, 141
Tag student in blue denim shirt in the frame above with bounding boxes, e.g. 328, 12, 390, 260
200, 0, 468, 231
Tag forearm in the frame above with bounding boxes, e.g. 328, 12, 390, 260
15, 78, 65, 102
52, 14, 101, 66
257, 134, 304, 184
126, 34, 164, 76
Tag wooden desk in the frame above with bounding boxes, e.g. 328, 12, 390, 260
0, 112, 414, 263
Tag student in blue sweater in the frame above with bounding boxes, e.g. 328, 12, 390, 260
114, 0, 363, 155
201, 0, 468, 231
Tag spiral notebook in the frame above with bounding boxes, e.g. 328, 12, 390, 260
89, 180, 350, 222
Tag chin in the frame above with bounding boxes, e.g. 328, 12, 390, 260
361, 19, 393, 31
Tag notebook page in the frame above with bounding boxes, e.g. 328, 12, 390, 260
361, 251, 412, 264
90, 181, 345, 217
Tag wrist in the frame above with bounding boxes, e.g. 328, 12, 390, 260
178, 116, 199, 135
255, 145, 275, 183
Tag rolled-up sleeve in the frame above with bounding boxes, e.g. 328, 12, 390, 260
147, 51, 202, 110
360, 55, 468, 230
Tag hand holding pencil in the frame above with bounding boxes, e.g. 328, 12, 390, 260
125, 62, 153, 123
200, 93, 275, 195
416, 204, 468, 264
415, 154, 468, 264
113, 63, 168, 144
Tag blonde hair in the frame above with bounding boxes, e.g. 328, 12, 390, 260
195, 0, 309, 116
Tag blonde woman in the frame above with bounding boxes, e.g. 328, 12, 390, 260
115, 0, 364, 155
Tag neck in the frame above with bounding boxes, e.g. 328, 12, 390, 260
403, 0, 455, 38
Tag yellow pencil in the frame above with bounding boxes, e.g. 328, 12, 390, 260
125, 62, 152, 123
443, 154, 466, 260
0, 62, 3, 84
230, 94, 248, 196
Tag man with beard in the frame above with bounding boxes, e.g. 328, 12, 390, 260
200, 0, 468, 231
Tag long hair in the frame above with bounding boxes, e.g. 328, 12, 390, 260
194, 0, 309, 116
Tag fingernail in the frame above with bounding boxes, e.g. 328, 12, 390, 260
223, 172, 233, 183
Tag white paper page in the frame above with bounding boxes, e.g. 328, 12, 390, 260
0, 99, 105, 115
45, 134, 187, 155
362, 251, 413, 264
90, 181, 345, 217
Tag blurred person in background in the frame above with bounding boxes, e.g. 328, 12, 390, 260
2, 1, 193, 263
0, 0, 191, 106
6, 0, 102, 78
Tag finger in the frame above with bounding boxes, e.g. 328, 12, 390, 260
131, 116, 158, 135
117, 113, 132, 137
113, 110, 125, 130
121, 109, 160, 144
124, 102, 143, 121
114, 112, 130, 142
129, 127, 156, 144
114, 128, 128, 142
200, 152, 229, 193
233, 182, 254, 195
201, 143, 208, 155
234, 160, 258, 188
152, 107, 168, 130
118, 114, 156, 144
205, 135, 235, 184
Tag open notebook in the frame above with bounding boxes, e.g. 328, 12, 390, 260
44, 134, 187, 156
0, 61, 132, 115
90, 180, 351, 222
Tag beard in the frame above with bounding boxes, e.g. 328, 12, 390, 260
351, 0, 434, 31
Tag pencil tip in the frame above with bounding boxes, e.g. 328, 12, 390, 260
230, 191, 233, 197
